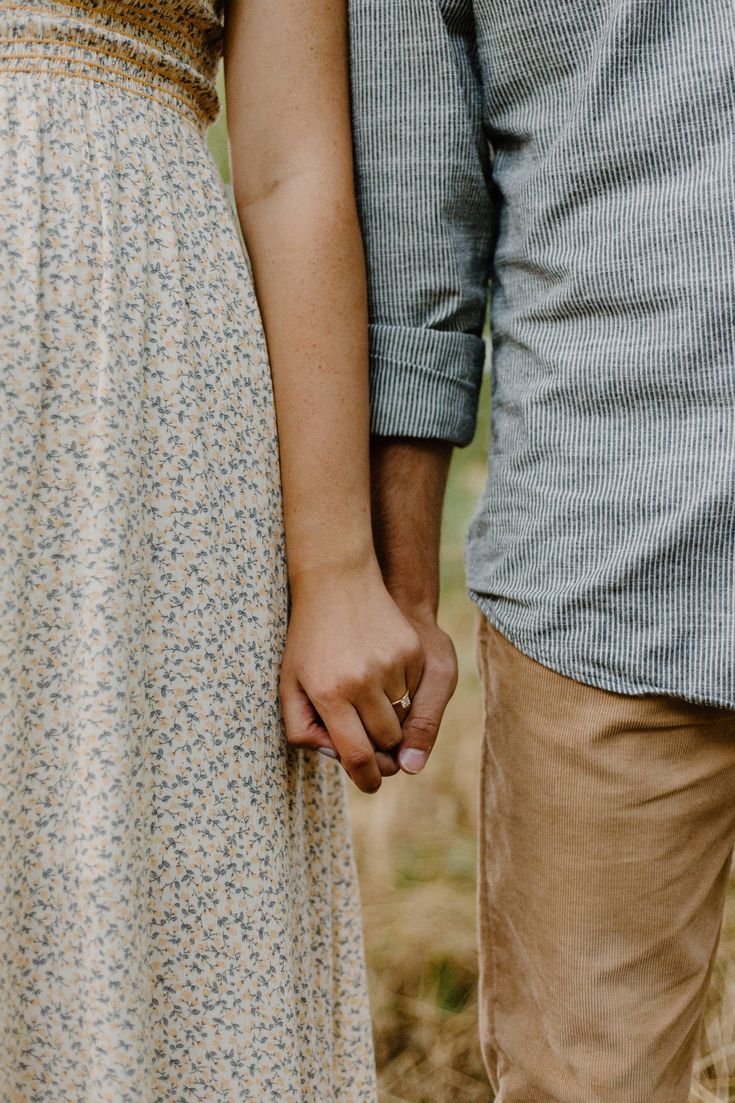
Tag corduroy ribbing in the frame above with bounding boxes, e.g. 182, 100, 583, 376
476, 615, 735, 1101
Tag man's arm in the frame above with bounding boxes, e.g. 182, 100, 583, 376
350, 0, 495, 770
350, 0, 494, 444
371, 438, 457, 774
370, 439, 451, 620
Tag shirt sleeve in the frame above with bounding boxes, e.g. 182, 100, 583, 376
349, 0, 495, 446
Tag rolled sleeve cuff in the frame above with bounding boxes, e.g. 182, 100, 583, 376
368, 324, 487, 447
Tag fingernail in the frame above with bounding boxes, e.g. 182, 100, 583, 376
318, 747, 338, 760
398, 748, 427, 774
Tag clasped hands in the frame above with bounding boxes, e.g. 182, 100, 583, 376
280, 556, 458, 794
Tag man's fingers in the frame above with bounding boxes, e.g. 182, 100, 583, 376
397, 651, 457, 775
397, 708, 441, 774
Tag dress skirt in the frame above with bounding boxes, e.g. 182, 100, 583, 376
0, 50, 376, 1103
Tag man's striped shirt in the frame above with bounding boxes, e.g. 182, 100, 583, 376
350, 0, 735, 707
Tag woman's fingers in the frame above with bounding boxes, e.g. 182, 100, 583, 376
281, 671, 399, 779
407, 648, 425, 703
281, 671, 337, 753
319, 702, 383, 793
282, 622, 427, 792
386, 648, 424, 725
322, 744, 399, 777
355, 688, 403, 752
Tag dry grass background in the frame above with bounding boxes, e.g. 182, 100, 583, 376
207, 97, 735, 1103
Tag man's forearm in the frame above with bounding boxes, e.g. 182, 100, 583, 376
369, 436, 457, 773
370, 437, 453, 619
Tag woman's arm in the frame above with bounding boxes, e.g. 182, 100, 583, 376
224, 0, 423, 792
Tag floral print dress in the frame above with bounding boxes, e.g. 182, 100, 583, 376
0, 2, 377, 1100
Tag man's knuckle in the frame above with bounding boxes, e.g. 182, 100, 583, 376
434, 655, 458, 685
406, 712, 439, 740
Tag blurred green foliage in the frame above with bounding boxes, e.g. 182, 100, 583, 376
208, 68, 230, 183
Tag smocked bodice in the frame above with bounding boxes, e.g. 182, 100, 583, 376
0, 0, 225, 126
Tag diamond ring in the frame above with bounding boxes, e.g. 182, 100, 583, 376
391, 691, 411, 710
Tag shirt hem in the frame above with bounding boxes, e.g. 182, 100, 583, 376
469, 590, 735, 712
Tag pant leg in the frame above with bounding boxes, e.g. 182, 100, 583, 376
476, 614, 735, 1103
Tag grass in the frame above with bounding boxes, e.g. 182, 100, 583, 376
206, 92, 735, 1103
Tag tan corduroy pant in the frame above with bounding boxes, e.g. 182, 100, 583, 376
476, 614, 735, 1103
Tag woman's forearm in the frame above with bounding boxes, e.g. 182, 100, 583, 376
235, 177, 375, 589
224, 0, 374, 588
223, 0, 427, 795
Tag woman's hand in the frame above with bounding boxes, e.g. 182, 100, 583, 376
280, 557, 424, 794
226, 0, 423, 793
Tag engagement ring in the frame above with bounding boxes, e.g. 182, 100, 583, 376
391, 691, 411, 710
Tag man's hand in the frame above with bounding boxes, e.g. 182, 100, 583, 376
395, 613, 458, 774
370, 436, 457, 774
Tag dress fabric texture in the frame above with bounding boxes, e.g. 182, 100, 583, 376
0, 3, 376, 1100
